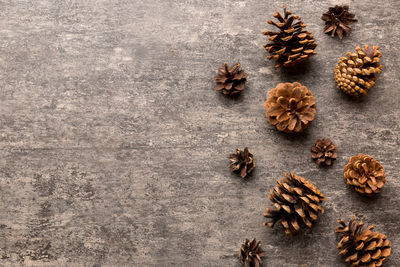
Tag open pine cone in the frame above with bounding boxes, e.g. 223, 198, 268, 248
344, 154, 386, 197
334, 45, 383, 97
336, 218, 391, 266
321, 5, 357, 39
263, 5, 317, 68
311, 139, 338, 166
238, 238, 265, 267
264, 82, 316, 133
214, 63, 248, 95
263, 172, 325, 235
229, 147, 255, 178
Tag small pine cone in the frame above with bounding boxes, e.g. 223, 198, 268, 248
214, 63, 248, 95
321, 5, 357, 39
264, 82, 316, 133
334, 45, 382, 97
311, 139, 338, 166
344, 154, 386, 197
263, 5, 317, 69
238, 238, 265, 267
336, 218, 391, 266
229, 147, 255, 178
263, 172, 325, 235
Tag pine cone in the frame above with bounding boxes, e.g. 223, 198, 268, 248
344, 154, 386, 197
321, 5, 357, 39
311, 139, 338, 166
264, 82, 316, 133
263, 172, 325, 235
238, 238, 265, 267
229, 147, 255, 178
336, 218, 391, 267
334, 45, 383, 97
263, 5, 317, 69
214, 63, 248, 95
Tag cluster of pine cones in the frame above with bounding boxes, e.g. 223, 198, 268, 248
212, 4, 390, 267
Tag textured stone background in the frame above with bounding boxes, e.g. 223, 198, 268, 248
0, 0, 399, 266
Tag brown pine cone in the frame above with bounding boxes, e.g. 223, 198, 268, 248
263, 5, 317, 68
336, 218, 391, 266
238, 238, 265, 267
344, 154, 386, 197
229, 147, 255, 178
321, 5, 357, 39
263, 172, 325, 235
214, 63, 248, 95
334, 45, 383, 97
311, 139, 338, 166
264, 82, 316, 133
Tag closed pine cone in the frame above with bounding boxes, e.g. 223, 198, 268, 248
334, 45, 382, 97
263, 5, 317, 68
229, 147, 255, 178
344, 154, 386, 197
214, 63, 248, 95
238, 238, 265, 267
264, 82, 316, 133
311, 139, 338, 166
263, 172, 325, 235
336, 218, 391, 267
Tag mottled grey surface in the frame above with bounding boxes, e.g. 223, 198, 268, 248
0, 0, 399, 266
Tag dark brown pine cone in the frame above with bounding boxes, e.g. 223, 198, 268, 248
263, 5, 317, 68
229, 147, 255, 178
264, 82, 316, 133
336, 218, 391, 266
238, 238, 265, 267
263, 172, 325, 235
321, 5, 357, 39
214, 63, 248, 95
311, 139, 338, 166
334, 45, 383, 97
344, 154, 386, 197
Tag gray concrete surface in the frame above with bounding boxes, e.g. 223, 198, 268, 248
0, 0, 399, 266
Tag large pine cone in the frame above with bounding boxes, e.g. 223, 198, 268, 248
238, 238, 265, 267
214, 63, 248, 95
311, 138, 338, 166
229, 147, 255, 178
263, 5, 317, 69
344, 154, 386, 197
264, 82, 316, 133
334, 45, 382, 97
321, 5, 357, 39
263, 172, 325, 235
336, 218, 391, 266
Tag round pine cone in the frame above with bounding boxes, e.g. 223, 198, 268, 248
214, 63, 248, 95
336, 218, 391, 267
263, 172, 325, 235
321, 5, 357, 39
238, 238, 265, 267
344, 154, 386, 197
229, 147, 255, 178
334, 45, 382, 97
263, 5, 317, 68
264, 82, 316, 133
311, 138, 338, 166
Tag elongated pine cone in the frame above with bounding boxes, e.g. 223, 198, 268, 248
311, 139, 338, 166
321, 5, 357, 39
344, 154, 386, 197
229, 147, 255, 178
334, 45, 382, 97
264, 82, 316, 133
263, 172, 325, 235
238, 238, 265, 267
214, 63, 248, 95
336, 218, 391, 266
263, 5, 317, 68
